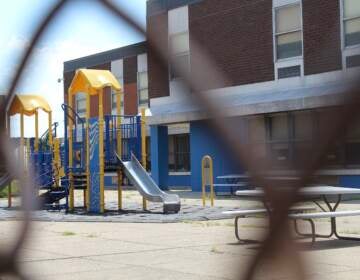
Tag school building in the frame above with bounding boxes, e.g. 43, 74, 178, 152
64, 0, 360, 191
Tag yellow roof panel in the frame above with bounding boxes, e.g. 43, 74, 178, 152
8, 95, 51, 116
69, 69, 122, 96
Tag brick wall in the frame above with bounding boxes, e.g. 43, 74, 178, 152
124, 56, 138, 115
303, 0, 342, 75
189, 0, 274, 91
147, 13, 170, 99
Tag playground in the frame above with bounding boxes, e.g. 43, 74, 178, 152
0, 69, 186, 216
0, 68, 239, 223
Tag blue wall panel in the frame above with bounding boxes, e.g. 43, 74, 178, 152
168, 175, 191, 186
190, 121, 244, 192
150, 125, 169, 190
339, 176, 360, 188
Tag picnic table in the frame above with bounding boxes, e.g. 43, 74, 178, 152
215, 174, 251, 195
235, 186, 360, 242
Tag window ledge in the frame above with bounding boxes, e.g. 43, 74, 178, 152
169, 171, 191, 176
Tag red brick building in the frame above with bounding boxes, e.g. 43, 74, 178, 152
63, 42, 148, 118
64, 0, 360, 191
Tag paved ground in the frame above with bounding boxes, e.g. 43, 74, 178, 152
0, 190, 260, 222
1, 192, 360, 279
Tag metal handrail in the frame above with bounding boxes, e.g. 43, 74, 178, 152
61, 103, 85, 125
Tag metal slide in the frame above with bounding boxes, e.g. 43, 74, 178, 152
116, 153, 181, 213
0, 172, 11, 191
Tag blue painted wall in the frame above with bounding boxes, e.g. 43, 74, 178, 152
150, 125, 169, 190
339, 176, 360, 188
168, 174, 191, 186
190, 120, 244, 192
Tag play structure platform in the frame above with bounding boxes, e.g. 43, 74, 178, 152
4, 69, 181, 214
118, 153, 181, 213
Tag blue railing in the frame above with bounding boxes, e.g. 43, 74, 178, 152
105, 115, 141, 164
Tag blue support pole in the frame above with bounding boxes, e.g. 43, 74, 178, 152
150, 125, 168, 190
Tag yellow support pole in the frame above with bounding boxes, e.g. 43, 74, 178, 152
7, 182, 11, 208
201, 155, 214, 207
20, 112, 25, 168
48, 111, 53, 148
98, 90, 105, 213
34, 109, 39, 152
86, 93, 90, 211
68, 93, 74, 211
141, 108, 147, 211
116, 90, 122, 210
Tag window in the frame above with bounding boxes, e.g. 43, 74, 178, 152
75, 93, 86, 119
111, 76, 123, 114
345, 116, 360, 166
169, 33, 190, 80
275, 4, 302, 60
138, 71, 149, 107
343, 0, 360, 47
111, 88, 123, 115
248, 117, 267, 162
268, 114, 290, 165
168, 134, 190, 172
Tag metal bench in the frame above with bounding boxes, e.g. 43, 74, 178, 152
289, 210, 360, 244
214, 183, 250, 195
223, 206, 316, 242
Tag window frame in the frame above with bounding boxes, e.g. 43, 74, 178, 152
168, 31, 190, 81
341, 0, 360, 69
168, 133, 190, 172
273, 1, 304, 80
111, 76, 124, 115
137, 71, 149, 107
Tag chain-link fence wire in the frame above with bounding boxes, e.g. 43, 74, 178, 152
0, 0, 359, 279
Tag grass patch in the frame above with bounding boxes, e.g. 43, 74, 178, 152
86, 234, 98, 238
62, 231, 76, 236
210, 246, 224, 254
338, 229, 360, 235
0, 181, 20, 198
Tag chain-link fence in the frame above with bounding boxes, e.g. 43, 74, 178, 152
1, 0, 359, 279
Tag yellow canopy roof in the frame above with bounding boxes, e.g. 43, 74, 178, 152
69, 69, 122, 96
8, 94, 51, 116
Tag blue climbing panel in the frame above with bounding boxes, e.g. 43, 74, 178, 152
88, 118, 100, 213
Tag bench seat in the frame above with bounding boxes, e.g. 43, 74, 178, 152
222, 206, 316, 218
289, 210, 360, 219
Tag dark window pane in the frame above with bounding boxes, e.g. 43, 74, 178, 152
170, 54, 190, 80
346, 54, 360, 68
276, 31, 302, 59
278, 65, 301, 79
270, 114, 288, 141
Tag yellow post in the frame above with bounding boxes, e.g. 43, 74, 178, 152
116, 90, 122, 210
20, 112, 25, 168
86, 93, 90, 211
98, 90, 105, 213
34, 109, 39, 152
8, 182, 11, 208
141, 108, 147, 211
68, 92, 74, 211
201, 155, 214, 207
48, 111, 53, 148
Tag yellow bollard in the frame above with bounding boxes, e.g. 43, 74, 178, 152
116, 90, 122, 211
201, 155, 214, 207
141, 108, 147, 211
